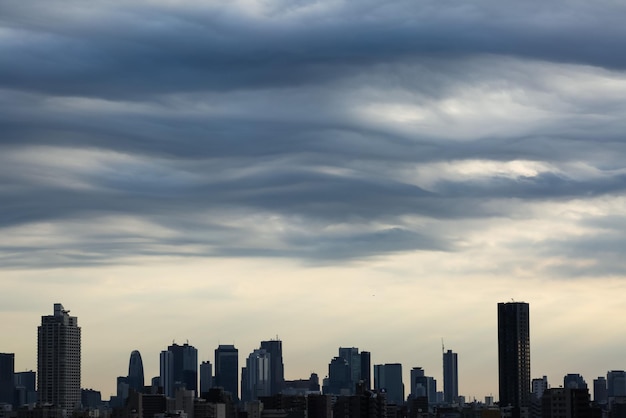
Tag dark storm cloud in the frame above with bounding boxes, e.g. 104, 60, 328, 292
1, 0, 626, 269
1, 0, 626, 98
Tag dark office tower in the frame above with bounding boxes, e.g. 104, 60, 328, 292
360, 351, 371, 390
607, 370, 626, 399
325, 357, 351, 395
38, 303, 81, 412
199, 361, 213, 396
338, 347, 361, 394
214, 345, 238, 401
0, 353, 14, 405
260, 339, 284, 396
160, 350, 174, 397
167, 343, 198, 395
14, 371, 37, 407
128, 350, 145, 393
593, 376, 607, 405
409, 367, 437, 405
374, 363, 404, 406
563, 373, 587, 390
497, 302, 530, 414
443, 349, 458, 404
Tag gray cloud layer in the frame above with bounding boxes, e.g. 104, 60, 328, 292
1, 0, 625, 273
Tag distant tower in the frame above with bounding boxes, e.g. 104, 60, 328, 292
497, 302, 530, 415
160, 350, 174, 397
360, 351, 371, 390
374, 363, 404, 406
260, 339, 285, 396
241, 348, 271, 402
128, 350, 145, 393
214, 345, 239, 400
338, 347, 361, 395
443, 349, 458, 404
594, 376, 607, 405
37, 303, 81, 412
199, 361, 213, 396
0, 353, 14, 405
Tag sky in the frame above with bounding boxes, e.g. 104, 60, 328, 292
2, 0, 626, 401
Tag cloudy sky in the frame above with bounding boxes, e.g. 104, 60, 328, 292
2, 0, 626, 400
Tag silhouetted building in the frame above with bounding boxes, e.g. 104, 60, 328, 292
333, 384, 387, 418
242, 349, 271, 402
374, 363, 404, 406
199, 362, 213, 396
324, 357, 350, 395
307, 394, 332, 418
593, 377, 607, 405
128, 350, 145, 393
443, 350, 458, 404
564, 374, 587, 390
202, 387, 236, 418
409, 367, 436, 407
0, 354, 14, 406
37, 303, 81, 412
14, 371, 37, 407
168, 343, 198, 396
541, 387, 591, 418
608, 371, 626, 401
497, 301, 530, 415
361, 352, 371, 391
161, 350, 174, 397
81, 389, 102, 409
259, 340, 284, 396
338, 348, 361, 395
214, 345, 238, 401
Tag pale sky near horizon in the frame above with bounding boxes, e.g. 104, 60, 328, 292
2, 0, 626, 401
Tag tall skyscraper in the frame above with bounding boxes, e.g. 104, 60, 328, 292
160, 343, 198, 397
338, 347, 361, 395
409, 367, 437, 405
214, 345, 238, 400
443, 349, 458, 404
0, 353, 14, 405
374, 363, 404, 406
593, 376, 607, 405
159, 350, 173, 397
128, 350, 145, 393
199, 361, 213, 396
37, 303, 81, 412
241, 348, 271, 402
497, 301, 530, 414
360, 351, 371, 390
607, 370, 626, 400
260, 339, 284, 396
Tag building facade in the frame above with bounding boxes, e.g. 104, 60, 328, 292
443, 349, 458, 404
37, 303, 81, 412
214, 345, 238, 401
373, 363, 404, 406
128, 350, 145, 393
497, 301, 530, 414
259, 340, 284, 396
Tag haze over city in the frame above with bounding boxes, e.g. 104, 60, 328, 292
2, 0, 626, 404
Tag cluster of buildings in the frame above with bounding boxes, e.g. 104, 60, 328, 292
1, 302, 626, 417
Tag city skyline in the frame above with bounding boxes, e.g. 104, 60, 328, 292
3, 300, 625, 404
3, 0, 626, 408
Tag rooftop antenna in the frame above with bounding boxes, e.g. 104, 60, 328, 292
441, 338, 445, 354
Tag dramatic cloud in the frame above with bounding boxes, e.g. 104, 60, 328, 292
2, 0, 626, 399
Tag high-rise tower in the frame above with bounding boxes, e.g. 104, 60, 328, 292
160, 343, 198, 397
443, 349, 458, 404
0, 353, 14, 405
260, 339, 284, 396
214, 345, 238, 400
37, 303, 81, 412
128, 350, 145, 393
497, 302, 530, 415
